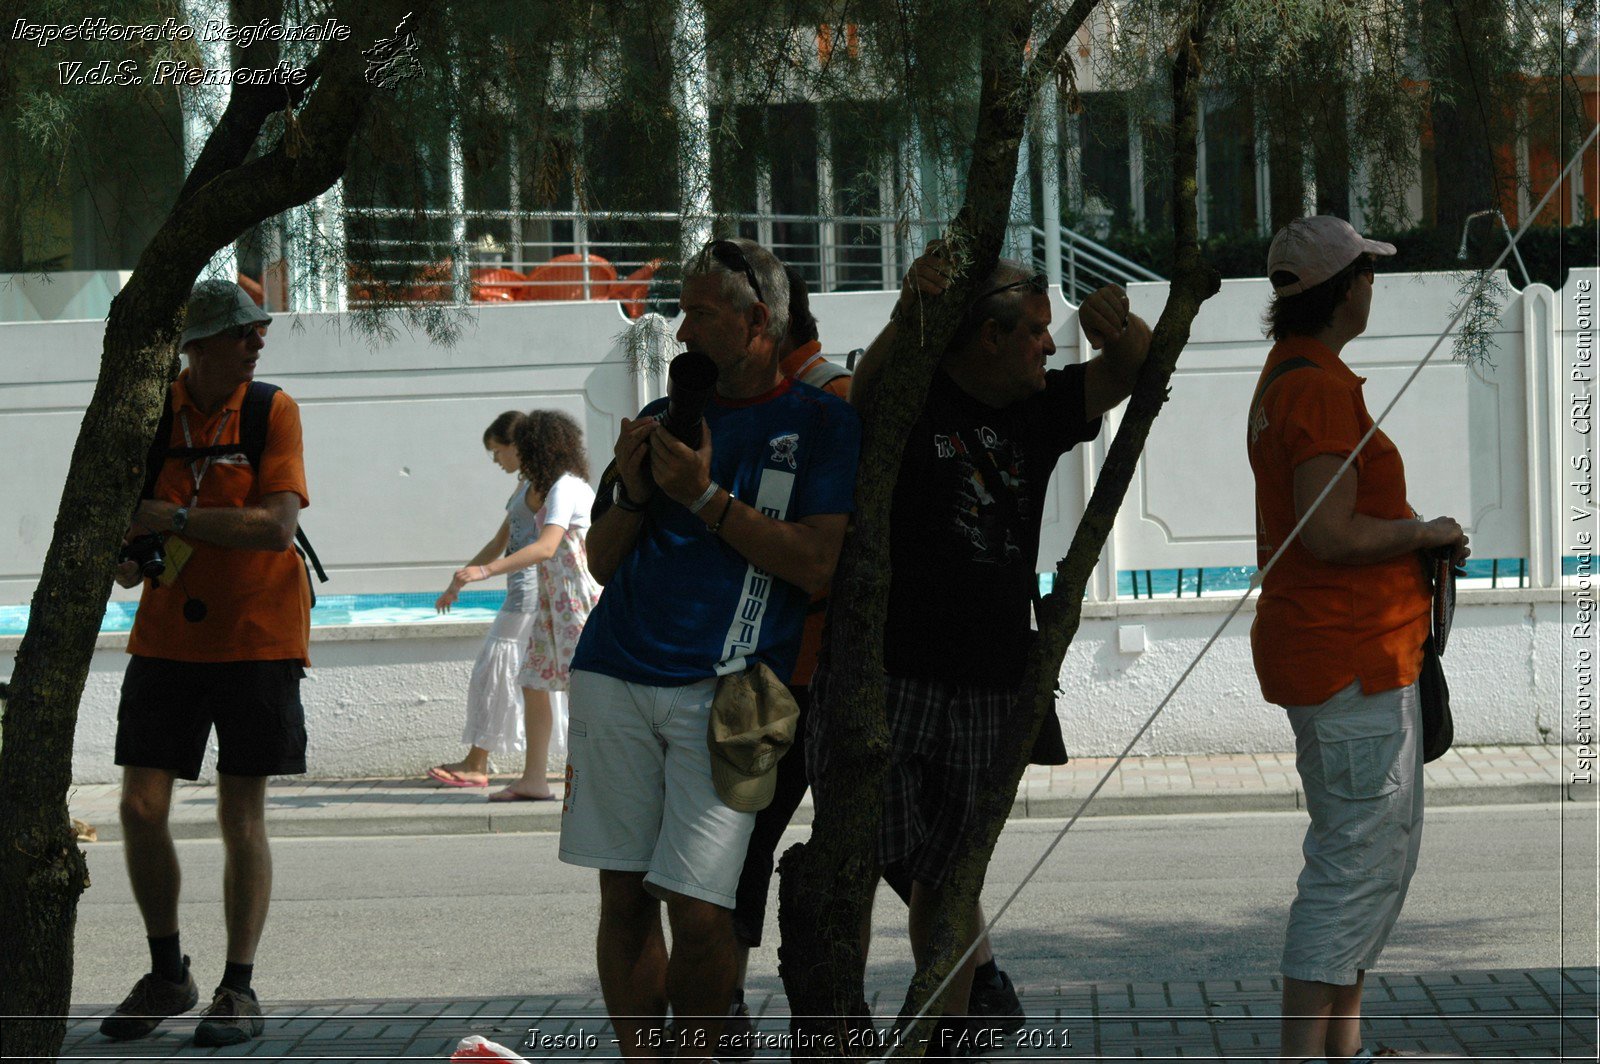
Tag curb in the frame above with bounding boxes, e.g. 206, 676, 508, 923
78, 779, 1593, 843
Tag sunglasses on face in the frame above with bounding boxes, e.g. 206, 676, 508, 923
707, 240, 765, 306
230, 323, 268, 341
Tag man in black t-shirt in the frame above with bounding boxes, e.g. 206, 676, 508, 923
838, 246, 1153, 1020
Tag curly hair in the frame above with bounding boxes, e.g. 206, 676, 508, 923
482, 410, 527, 448
515, 410, 589, 496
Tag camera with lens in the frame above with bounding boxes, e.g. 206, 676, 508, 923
657, 350, 718, 447
121, 533, 166, 580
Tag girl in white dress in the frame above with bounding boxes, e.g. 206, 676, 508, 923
426, 411, 564, 790
430, 410, 599, 800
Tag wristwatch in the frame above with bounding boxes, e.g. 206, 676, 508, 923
171, 506, 190, 533
612, 480, 644, 513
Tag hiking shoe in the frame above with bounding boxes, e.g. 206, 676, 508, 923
193, 986, 263, 1047
716, 1000, 754, 1061
967, 967, 1025, 1035
99, 957, 199, 1040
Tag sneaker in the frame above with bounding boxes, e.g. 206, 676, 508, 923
99, 957, 199, 1041
716, 1000, 754, 1061
193, 986, 264, 1047
967, 967, 1025, 1035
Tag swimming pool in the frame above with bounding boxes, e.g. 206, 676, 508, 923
0, 557, 1579, 636
0, 590, 506, 636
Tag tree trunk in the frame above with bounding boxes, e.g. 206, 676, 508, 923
775, 4, 1033, 1048
0, 38, 28, 271
1424, 0, 1512, 233
1265, 98, 1307, 230
890, 2, 1222, 1049
1311, 91, 1350, 219
774, 0, 1098, 1056
0, 7, 408, 1055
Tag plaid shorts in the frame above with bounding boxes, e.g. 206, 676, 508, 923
879, 674, 1017, 889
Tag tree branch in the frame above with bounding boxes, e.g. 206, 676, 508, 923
1025, 0, 1100, 97
897, 0, 1224, 1043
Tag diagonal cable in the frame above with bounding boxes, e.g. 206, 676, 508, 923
880, 121, 1600, 1060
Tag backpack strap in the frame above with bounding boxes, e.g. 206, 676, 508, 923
239, 380, 280, 471
796, 354, 852, 392
1247, 356, 1319, 434
1241, 355, 1318, 441
143, 380, 282, 483
241, 382, 329, 588
140, 389, 176, 500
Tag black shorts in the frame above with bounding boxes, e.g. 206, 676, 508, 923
115, 656, 308, 780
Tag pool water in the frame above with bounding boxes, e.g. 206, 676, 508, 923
1041, 557, 1579, 599
0, 590, 507, 636
0, 558, 1581, 636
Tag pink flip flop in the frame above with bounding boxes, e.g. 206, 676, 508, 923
427, 766, 488, 788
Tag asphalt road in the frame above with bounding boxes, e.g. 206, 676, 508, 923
71, 803, 1597, 1006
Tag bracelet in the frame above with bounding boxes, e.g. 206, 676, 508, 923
708, 492, 736, 536
687, 481, 720, 515
476, 565, 490, 580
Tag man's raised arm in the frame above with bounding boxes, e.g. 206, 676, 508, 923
850, 244, 955, 413
646, 420, 851, 597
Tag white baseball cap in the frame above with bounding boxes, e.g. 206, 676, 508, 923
1267, 216, 1396, 296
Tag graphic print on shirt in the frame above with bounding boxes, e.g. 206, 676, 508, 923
716, 433, 801, 674
940, 424, 1027, 565
769, 432, 800, 470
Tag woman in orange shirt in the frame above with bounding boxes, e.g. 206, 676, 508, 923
1247, 217, 1470, 1064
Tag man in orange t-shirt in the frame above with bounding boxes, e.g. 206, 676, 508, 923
1247, 217, 1469, 1064
100, 281, 311, 1049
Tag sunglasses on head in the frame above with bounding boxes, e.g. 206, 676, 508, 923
972, 271, 1049, 305
707, 240, 765, 306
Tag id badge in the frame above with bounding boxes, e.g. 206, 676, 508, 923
158, 537, 194, 587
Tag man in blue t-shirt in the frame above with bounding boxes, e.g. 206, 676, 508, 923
561, 237, 860, 1056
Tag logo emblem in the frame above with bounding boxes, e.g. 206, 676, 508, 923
769, 433, 800, 469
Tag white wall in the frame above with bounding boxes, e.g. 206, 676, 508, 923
35, 587, 1568, 783
12, 275, 1578, 600
3, 274, 1592, 777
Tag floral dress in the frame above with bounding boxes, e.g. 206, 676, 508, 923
518, 472, 601, 692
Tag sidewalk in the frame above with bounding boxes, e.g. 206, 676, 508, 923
58, 967, 1599, 1060
67, 745, 1593, 842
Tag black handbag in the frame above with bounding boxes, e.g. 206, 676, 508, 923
1418, 634, 1453, 763
1419, 550, 1461, 763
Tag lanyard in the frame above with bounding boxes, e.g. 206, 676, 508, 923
178, 408, 232, 507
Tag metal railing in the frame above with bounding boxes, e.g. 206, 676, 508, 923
1032, 223, 1165, 302
339, 207, 937, 306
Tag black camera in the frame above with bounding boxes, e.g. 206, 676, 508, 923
657, 350, 718, 447
121, 533, 166, 579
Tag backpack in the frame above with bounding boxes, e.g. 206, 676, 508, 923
141, 380, 328, 602
799, 356, 853, 392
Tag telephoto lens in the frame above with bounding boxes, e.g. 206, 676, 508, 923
658, 350, 718, 449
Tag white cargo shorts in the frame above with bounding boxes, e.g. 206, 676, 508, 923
1281, 679, 1425, 986
558, 669, 755, 908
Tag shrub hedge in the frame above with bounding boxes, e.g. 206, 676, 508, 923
1093, 222, 1597, 291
